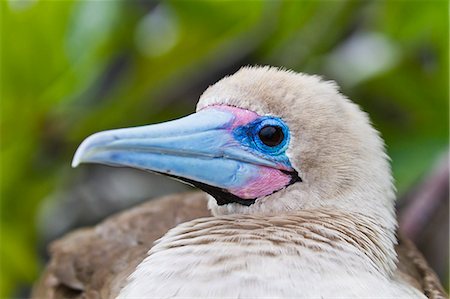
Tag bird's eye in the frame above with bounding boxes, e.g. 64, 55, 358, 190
258, 125, 284, 147
233, 116, 289, 155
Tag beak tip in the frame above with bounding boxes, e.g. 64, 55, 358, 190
72, 136, 94, 168
71, 148, 83, 168
71, 158, 80, 168
71, 130, 112, 168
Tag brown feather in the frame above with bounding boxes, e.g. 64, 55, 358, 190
395, 234, 448, 299
32, 191, 447, 299
31, 191, 210, 299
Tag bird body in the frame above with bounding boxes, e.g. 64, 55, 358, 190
33, 192, 445, 299
119, 211, 425, 298
33, 66, 447, 298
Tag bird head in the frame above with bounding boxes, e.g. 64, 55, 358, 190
73, 66, 396, 230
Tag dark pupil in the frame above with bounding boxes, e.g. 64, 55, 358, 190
258, 125, 284, 147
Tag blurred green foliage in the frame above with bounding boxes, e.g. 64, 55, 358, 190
1, 0, 448, 297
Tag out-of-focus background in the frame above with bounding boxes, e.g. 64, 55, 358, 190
1, 0, 448, 297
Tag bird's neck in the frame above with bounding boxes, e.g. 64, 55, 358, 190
154, 209, 398, 275
119, 209, 399, 298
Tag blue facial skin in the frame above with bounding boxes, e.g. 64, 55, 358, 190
232, 116, 292, 169
72, 109, 295, 198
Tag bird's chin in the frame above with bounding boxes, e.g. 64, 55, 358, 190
165, 170, 301, 207
163, 173, 256, 206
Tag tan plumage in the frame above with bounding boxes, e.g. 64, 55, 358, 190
32, 192, 210, 299
33, 66, 448, 298
33, 192, 446, 298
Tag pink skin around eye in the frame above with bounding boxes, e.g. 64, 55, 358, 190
206, 105, 259, 129
230, 167, 292, 199
203, 105, 294, 199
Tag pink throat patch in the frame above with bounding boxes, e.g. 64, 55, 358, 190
230, 166, 292, 199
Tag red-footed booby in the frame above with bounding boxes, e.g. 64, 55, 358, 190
33, 66, 447, 298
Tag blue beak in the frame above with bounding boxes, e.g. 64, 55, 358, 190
72, 109, 298, 205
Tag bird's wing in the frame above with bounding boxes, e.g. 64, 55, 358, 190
31, 191, 210, 299
394, 234, 448, 299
